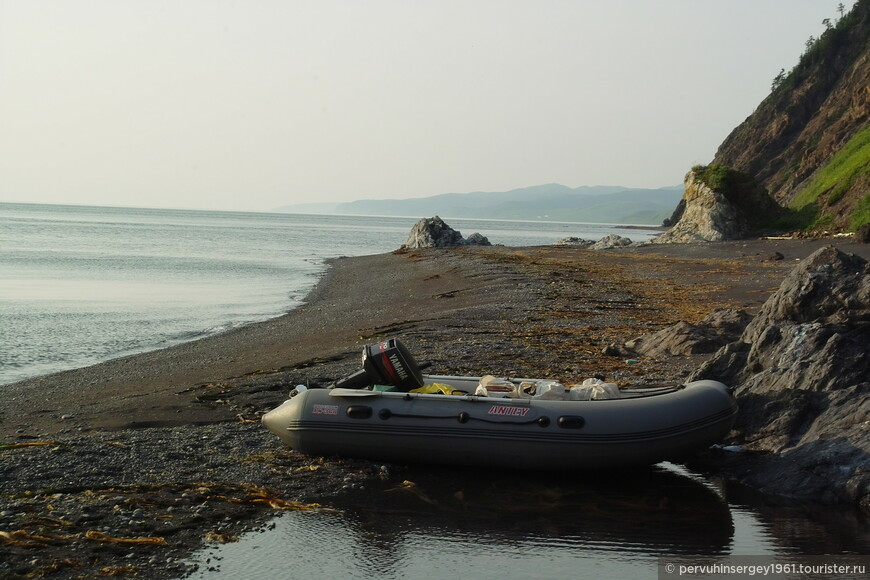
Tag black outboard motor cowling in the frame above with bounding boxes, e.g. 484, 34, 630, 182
333, 338, 425, 391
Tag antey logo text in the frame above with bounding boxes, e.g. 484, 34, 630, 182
487, 405, 530, 417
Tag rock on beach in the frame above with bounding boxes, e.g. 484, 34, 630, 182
625, 308, 752, 357
691, 246, 870, 509
401, 216, 491, 249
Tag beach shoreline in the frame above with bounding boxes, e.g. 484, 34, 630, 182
2, 238, 867, 578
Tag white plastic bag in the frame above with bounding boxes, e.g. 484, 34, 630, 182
474, 376, 537, 398
535, 380, 567, 400
568, 385, 594, 400
573, 377, 621, 400
475, 375, 514, 398
593, 383, 621, 400
517, 381, 537, 398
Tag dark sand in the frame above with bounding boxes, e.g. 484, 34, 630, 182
2, 238, 868, 578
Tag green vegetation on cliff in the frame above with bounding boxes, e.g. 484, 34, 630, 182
690, 164, 782, 230
791, 124, 870, 229
691, 164, 755, 194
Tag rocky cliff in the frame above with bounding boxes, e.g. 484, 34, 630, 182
711, 0, 870, 232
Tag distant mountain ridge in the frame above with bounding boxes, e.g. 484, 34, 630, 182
275, 184, 683, 225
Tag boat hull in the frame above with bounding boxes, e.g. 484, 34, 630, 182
262, 377, 737, 470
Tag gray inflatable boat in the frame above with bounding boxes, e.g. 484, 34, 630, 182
261, 375, 737, 470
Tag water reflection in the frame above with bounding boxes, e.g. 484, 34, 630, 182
345, 462, 734, 556
724, 484, 870, 555
188, 463, 751, 579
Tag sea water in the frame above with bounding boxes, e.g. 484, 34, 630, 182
0, 202, 658, 385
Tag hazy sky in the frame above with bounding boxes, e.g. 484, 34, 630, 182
1, 1, 838, 212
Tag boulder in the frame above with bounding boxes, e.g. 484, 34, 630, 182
401, 216, 491, 249
552, 237, 595, 248
590, 234, 635, 250
464, 232, 492, 246
553, 234, 639, 250
691, 246, 870, 511
625, 308, 751, 357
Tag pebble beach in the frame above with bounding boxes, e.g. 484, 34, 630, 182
2, 238, 867, 578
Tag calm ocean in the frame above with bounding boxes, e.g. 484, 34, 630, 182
0, 202, 658, 386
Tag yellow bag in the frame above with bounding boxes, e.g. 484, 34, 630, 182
409, 383, 464, 395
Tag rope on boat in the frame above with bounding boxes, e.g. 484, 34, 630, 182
378, 408, 550, 427
617, 385, 683, 399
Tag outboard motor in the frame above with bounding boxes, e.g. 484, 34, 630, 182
333, 338, 425, 391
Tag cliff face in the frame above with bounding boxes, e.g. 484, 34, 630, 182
712, 0, 870, 231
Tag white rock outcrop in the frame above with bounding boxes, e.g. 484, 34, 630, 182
652, 170, 745, 243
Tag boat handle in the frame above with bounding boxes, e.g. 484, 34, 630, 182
346, 405, 373, 419
557, 415, 585, 429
